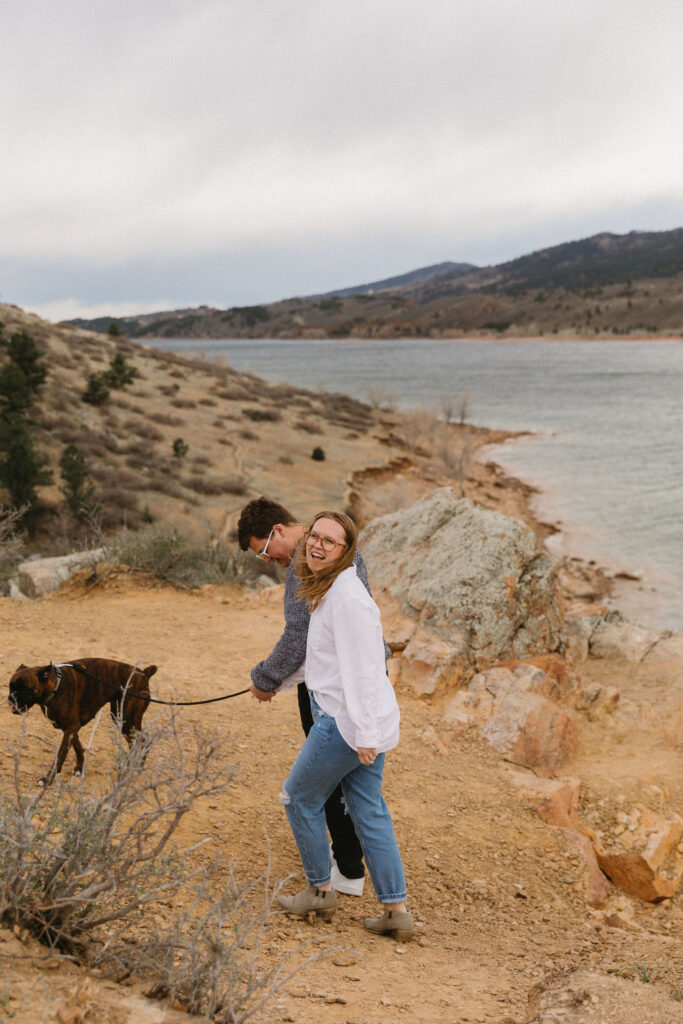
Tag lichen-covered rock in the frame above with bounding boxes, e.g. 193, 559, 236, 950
360, 488, 565, 693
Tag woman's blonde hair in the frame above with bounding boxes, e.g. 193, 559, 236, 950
295, 510, 358, 609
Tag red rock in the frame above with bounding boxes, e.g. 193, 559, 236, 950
481, 692, 579, 776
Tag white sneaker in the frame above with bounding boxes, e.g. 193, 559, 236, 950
330, 846, 365, 896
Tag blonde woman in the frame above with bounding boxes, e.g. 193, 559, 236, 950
276, 511, 413, 941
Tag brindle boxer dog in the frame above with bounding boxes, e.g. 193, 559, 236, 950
8, 658, 156, 785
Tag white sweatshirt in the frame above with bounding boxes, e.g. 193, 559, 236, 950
305, 565, 400, 752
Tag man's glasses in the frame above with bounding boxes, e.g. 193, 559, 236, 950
256, 528, 274, 560
307, 530, 346, 552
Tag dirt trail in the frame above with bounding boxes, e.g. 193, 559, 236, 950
1, 580, 682, 1024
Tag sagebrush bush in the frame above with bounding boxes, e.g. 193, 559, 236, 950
108, 522, 262, 587
184, 475, 247, 496
0, 714, 317, 1022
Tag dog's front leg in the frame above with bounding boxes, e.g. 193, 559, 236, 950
71, 733, 85, 776
39, 730, 74, 786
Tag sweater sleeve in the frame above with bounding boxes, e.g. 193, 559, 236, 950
332, 594, 385, 749
250, 566, 309, 692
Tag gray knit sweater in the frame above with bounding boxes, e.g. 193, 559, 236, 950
251, 551, 388, 693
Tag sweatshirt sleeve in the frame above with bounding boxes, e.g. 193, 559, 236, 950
250, 566, 309, 692
332, 594, 385, 749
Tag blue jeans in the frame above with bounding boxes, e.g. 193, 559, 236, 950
280, 695, 407, 903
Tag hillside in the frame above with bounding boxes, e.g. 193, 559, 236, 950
67, 228, 683, 340
0, 302, 526, 562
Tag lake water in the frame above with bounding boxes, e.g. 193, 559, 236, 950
141, 337, 683, 631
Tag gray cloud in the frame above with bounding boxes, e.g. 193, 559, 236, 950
1, 0, 682, 319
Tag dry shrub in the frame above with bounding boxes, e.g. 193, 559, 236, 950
89, 465, 141, 490
294, 419, 321, 434
146, 475, 186, 499
190, 454, 211, 468
171, 399, 197, 409
98, 485, 139, 509
184, 475, 247, 496
0, 506, 26, 586
168, 369, 186, 379
242, 407, 281, 423
198, 397, 217, 407
239, 429, 257, 441
0, 714, 322, 1022
112, 397, 145, 414
109, 523, 260, 586
149, 412, 185, 427
123, 418, 164, 442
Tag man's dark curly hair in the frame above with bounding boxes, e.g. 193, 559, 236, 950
236, 496, 298, 550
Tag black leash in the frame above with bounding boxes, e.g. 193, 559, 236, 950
69, 662, 250, 706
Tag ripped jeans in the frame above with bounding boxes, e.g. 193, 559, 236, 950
281, 695, 407, 903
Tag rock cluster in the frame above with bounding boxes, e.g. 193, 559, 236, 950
360, 488, 565, 695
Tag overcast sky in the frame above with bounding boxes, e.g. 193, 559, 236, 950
1, 0, 682, 322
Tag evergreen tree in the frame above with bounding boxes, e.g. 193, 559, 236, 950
3, 331, 47, 394
0, 329, 51, 517
104, 351, 138, 389
59, 444, 95, 517
82, 373, 110, 405
0, 416, 52, 509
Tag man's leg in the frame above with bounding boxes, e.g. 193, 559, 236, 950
297, 684, 364, 882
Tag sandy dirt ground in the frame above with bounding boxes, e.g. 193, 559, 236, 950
1, 576, 682, 1024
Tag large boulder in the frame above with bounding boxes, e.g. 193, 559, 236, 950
12, 549, 106, 599
360, 489, 565, 695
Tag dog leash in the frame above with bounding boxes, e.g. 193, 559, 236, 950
67, 662, 251, 706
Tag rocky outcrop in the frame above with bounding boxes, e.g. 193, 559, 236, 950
361, 488, 565, 695
11, 549, 106, 599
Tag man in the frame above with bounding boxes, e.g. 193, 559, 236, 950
238, 496, 388, 897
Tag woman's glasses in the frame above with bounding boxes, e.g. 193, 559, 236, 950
307, 530, 346, 552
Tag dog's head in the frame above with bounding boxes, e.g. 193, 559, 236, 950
8, 664, 57, 714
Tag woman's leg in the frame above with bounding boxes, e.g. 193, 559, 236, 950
281, 705, 360, 887
297, 684, 364, 881
340, 758, 407, 904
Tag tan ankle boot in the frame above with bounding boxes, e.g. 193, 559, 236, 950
364, 907, 414, 942
277, 884, 337, 920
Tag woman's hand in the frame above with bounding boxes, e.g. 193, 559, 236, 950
358, 747, 378, 765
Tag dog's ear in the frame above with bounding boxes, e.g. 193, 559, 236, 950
144, 665, 158, 678
37, 665, 56, 689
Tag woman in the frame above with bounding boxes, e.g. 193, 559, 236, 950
276, 510, 413, 942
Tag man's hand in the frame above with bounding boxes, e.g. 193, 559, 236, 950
357, 747, 378, 765
250, 681, 275, 702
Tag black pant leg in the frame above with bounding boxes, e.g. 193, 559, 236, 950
296, 683, 365, 880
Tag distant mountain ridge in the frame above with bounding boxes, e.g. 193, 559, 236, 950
66, 227, 683, 340
314, 261, 477, 298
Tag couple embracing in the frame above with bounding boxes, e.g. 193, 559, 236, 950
238, 497, 413, 942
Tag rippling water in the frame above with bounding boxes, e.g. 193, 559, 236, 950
142, 337, 683, 630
